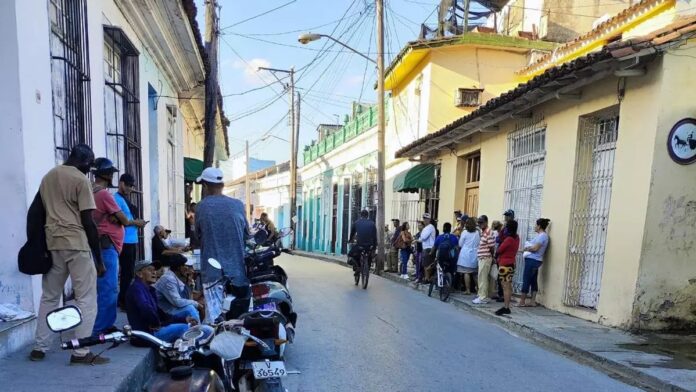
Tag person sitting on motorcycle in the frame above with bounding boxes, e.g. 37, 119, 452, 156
259, 212, 278, 245
125, 259, 197, 344
348, 209, 378, 278
154, 254, 203, 323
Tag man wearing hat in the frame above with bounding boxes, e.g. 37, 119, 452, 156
126, 260, 195, 343
154, 254, 201, 322
195, 167, 250, 286
416, 213, 437, 283
152, 225, 185, 265
114, 173, 148, 309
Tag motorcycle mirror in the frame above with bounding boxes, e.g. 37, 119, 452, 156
46, 305, 82, 333
278, 227, 293, 238
208, 258, 222, 270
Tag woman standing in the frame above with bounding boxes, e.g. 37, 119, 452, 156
519, 218, 551, 307
398, 222, 413, 279
456, 218, 480, 295
495, 220, 520, 316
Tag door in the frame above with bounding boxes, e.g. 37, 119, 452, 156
331, 184, 338, 253
341, 179, 350, 254
565, 112, 619, 309
463, 154, 480, 217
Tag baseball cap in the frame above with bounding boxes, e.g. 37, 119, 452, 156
134, 259, 153, 273
93, 157, 119, 176
169, 254, 195, 268
503, 209, 515, 218
120, 173, 136, 187
154, 225, 172, 235
422, 213, 431, 220
196, 167, 224, 184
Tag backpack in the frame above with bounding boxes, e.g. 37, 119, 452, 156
18, 191, 53, 275
436, 234, 457, 263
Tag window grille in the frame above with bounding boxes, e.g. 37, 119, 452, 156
455, 88, 483, 107
563, 109, 620, 309
103, 26, 143, 257
49, 0, 92, 163
503, 117, 546, 292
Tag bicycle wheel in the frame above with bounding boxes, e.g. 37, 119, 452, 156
440, 272, 452, 302
428, 280, 434, 297
361, 254, 370, 289
354, 268, 360, 286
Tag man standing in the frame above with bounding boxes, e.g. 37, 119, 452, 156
114, 173, 147, 309
473, 215, 495, 304
417, 213, 436, 283
30, 144, 109, 365
387, 219, 401, 273
195, 167, 250, 285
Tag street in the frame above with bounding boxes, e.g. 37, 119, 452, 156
279, 254, 638, 392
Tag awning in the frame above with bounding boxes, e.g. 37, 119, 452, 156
184, 157, 204, 182
393, 163, 435, 193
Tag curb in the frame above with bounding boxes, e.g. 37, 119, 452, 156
294, 250, 689, 392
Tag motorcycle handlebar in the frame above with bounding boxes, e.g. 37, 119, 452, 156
60, 332, 125, 350
129, 330, 172, 349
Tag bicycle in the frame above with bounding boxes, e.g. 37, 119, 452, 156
350, 246, 372, 289
428, 261, 452, 302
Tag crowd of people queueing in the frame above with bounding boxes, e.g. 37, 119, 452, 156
385, 210, 550, 316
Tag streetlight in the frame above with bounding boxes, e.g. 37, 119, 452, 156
298, 33, 376, 64
297, 2, 386, 275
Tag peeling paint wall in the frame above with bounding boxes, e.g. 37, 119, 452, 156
634, 43, 696, 331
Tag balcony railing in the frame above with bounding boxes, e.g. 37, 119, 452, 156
303, 101, 389, 165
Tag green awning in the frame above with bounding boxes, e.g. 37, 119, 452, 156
393, 163, 435, 193
184, 157, 204, 182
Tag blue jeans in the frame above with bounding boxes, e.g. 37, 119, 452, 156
399, 249, 410, 275
154, 324, 189, 343
521, 258, 543, 294
93, 246, 119, 336
171, 304, 200, 323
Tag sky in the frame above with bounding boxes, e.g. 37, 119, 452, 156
193, 0, 449, 168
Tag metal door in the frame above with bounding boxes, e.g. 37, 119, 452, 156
564, 113, 619, 309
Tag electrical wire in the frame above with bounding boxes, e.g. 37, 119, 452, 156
220, 0, 297, 30
225, 10, 366, 37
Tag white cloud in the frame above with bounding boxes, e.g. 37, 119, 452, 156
232, 58, 272, 85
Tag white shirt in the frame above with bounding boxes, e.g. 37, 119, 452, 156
419, 224, 436, 249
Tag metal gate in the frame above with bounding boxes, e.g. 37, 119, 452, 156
564, 111, 619, 309
503, 117, 546, 292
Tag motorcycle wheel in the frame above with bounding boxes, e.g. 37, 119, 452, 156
440, 272, 452, 302
361, 254, 370, 289
254, 378, 285, 392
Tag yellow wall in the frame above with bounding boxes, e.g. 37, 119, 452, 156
634, 44, 696, 330
436, 61, 664, 328
428, 47, 529, 133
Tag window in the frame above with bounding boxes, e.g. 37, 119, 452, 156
504, 117, 547, 292
103, 27, 143, 256
49, 0, 92, 163
455, 88, 483, 107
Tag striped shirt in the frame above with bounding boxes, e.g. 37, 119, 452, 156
477, 227, 495, 258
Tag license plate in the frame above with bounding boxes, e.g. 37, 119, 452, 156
252, 361, 286, 379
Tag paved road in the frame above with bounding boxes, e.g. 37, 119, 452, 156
278, 254, 638, 392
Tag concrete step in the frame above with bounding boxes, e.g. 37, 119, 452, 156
0, 316, 36, 359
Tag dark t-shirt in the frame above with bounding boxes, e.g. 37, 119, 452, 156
152, 235, 166, 264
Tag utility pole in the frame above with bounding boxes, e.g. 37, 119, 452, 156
203, 0, 219, 169
245, 140, 251, 222
257, 66, 298, 246
375, 0, 386, 275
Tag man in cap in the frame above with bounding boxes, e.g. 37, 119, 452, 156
30, 144, 109, 365
387, 219, 401, 273
152, 225, 185, 266
91, 157, 132, 336
126, 260, 196, 343
154, 254, 201, 322
195, 167, 250, 286
416, 213, 437, 283
114, 173, 148, 309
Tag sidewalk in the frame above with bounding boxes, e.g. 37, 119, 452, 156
295, 250, 696, 392
0, 313, 154, 392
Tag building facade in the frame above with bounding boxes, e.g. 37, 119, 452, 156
0, 0, 227, 356
396, 0, 696, 330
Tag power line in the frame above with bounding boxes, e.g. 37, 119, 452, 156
225, 10, 366, 37
220, 0, 297, 30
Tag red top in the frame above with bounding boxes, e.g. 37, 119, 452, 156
496, 235, 520, 266
93, 188, 124, 254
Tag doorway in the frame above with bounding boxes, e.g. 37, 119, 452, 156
463, 154, 480, 217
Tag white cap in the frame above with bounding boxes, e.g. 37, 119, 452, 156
196, 167, 224, 184
422, 213, 432, 220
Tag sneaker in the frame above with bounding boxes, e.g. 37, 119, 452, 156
472, 297, 489, 305
494, 307, 511, 316
70, 352, 111, 365
29, 350, 45, 362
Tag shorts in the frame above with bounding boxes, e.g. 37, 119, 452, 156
457, 266, 477, 274
498, 265, 515, 282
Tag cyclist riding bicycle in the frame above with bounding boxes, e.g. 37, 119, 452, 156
430, 222, 459, 281
348, 210, 377, 279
